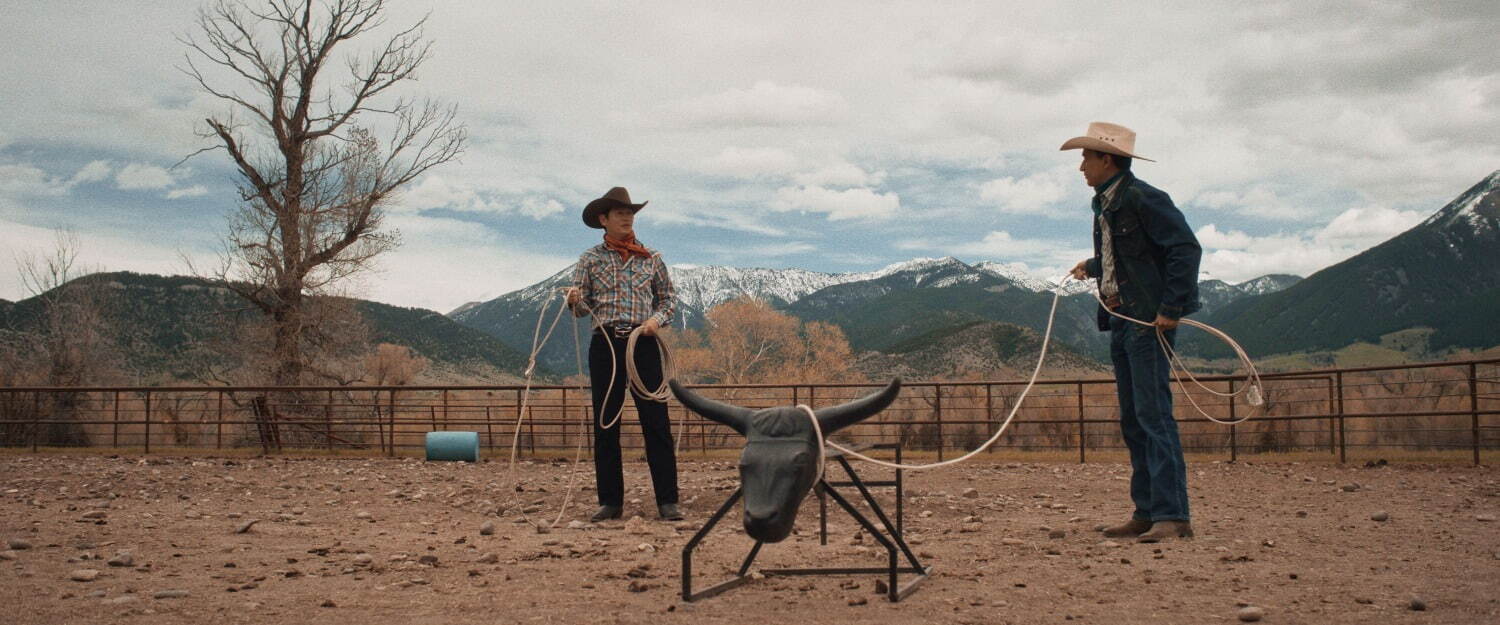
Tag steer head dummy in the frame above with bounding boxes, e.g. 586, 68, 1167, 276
668, 378, 902, 543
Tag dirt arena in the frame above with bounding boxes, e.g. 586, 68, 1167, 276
3, 452, 1497, 625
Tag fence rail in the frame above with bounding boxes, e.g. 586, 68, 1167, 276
2, 358, 1496, 465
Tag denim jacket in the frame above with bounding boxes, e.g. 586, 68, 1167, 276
1083, 171, 1202, 331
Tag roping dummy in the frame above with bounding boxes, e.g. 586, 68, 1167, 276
668, 378, 901, 543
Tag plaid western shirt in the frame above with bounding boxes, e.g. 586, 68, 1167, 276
568, 242, 676, 328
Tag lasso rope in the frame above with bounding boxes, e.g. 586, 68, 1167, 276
810, 276, 1263, 472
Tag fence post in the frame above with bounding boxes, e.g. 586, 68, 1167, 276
1077, 382, 1086, 464
325, 390, 334, 451
31, 392, 40, 453
1228, 379, 1237, 462
143, 390, 152, 455
485, 405, 495, 453
1326, 376, 1336, 455
1471, 363, 1481, 466
1335, 371, 1345, 464
113, 391, 121, 448
986, 384, 995, 455
934, 385, 943, 461
215, 391, 223, 450
387, 389, 397, 457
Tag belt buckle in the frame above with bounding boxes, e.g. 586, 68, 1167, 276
1103, 294, 1122, 310
610, 323, 635, 338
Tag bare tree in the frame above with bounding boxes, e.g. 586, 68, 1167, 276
1, 230, 122, 445
181, 0, 465, 385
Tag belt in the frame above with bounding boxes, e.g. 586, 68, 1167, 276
595, 321, 641, 338
1102, 294, 1122, 310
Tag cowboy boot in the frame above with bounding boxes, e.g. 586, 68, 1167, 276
1136, 520, 1194, 543
657, 503, 683, 521
590, 505, 623, 523
1101, 518, 1153, 538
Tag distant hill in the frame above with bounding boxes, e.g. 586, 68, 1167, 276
1, 272, 534, 383
1192, 170, 1500, 358
854, 320, 1107, 381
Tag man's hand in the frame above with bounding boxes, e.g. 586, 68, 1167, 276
1070, 259, 1090, 281
1153, 314, 1179, 331
565, 287, 581, 307
640, 318, 660, 336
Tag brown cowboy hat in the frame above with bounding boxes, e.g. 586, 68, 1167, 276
1059, 121, 1156, 162
582, 187, 648, 229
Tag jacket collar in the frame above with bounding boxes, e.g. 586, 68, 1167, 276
1093, 170, 1134, 215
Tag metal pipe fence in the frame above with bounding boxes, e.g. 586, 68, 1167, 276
2, 358, 1496, 465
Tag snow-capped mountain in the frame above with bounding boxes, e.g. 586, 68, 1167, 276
1196, 274, 1303, 316
1197, 169, 1500, 357
1237, 274, 1302, 296
973, 261, 1058, 292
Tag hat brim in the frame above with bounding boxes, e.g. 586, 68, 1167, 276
582, 198, 648, 229
1059, 136, 1155, 162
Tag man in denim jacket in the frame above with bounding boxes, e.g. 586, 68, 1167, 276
1064, 122, 1202, 543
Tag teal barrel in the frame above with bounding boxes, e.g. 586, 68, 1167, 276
424, 431, 481, 462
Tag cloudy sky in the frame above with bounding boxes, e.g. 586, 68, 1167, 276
2, 1, 1496, 312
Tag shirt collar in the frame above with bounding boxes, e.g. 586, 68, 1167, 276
1094, 170, 1128, 195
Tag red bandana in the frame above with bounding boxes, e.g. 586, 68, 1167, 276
603, 234, 652, 261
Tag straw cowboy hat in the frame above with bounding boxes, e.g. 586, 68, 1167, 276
1059, 122, 1156, 162
582, 186, 648, 229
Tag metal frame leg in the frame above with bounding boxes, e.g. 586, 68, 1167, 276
682, 488, 764, 602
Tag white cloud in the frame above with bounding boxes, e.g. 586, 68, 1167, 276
0, 163, 63, 196
919, 31, 1092, 93
1193, 224, 1258, 250
948, 231, 1060, 258
792, 161, 885, 188
1315, 206, 1426, 246
1191, 185, 1314, 221
516, 196, 564, 219
401, 175, 476, 211
661, 81, 848, 128
68, 160, 112, 186
114, 163, 174, 190
165, 185, 208, 200
772, 185, 899, 221
1195, 206, 1424, 283
699, 146, 800, 179
398, 175, 566, 220
369, 213, 575, 312
979, 169, 1072, 217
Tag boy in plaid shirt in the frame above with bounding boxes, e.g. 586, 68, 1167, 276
566, 187, 682, 522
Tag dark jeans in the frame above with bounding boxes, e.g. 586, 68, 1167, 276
1109, 316, 1190, 521
589, 332, 678, 507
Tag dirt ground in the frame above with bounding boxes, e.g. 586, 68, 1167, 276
3, 451, 1498, 625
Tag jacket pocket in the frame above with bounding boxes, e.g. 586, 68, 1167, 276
1112, 224, 1148, 257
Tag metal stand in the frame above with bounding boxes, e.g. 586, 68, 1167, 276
681, 442, 931, 602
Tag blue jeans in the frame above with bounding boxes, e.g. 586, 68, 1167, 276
1109, 316, 1190, 521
